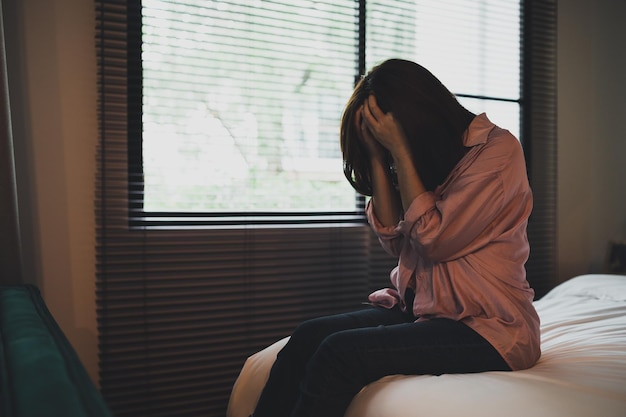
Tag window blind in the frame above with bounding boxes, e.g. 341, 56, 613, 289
95, 1, 556, 417
521, 0, 558, 298
139, 0, 360, 215
367, 0, 522, 138
96, 3, 378, 416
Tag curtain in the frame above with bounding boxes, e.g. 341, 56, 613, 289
0, 0, 23, 285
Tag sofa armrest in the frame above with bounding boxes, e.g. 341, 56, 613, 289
0, 285, 112, 417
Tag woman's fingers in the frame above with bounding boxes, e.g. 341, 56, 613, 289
360, 114, 374, 141
362, 95, 387, 138
355, 106, 369, 137
362, 96, 377, 126
363, 95, 390, 136
362, 98, 373, 124
355, 103, 387, 159
365, 95, 383, 121
360, 95, 408, 156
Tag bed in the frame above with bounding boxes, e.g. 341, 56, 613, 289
227, 274, 626, 417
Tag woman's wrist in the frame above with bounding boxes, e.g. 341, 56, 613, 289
369, 150, 388, 168
390, 149, 413, 171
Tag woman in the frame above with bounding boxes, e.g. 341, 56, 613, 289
251, 59, 540, 417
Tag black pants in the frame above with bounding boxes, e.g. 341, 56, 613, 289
252, 306, 511, 417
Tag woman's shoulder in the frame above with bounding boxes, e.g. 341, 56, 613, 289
487, 125, 521, 146
481, 126, 525, 163
483, 127, 531, 191
466, 114, 523, 158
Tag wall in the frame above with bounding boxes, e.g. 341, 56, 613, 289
5, 0, 98, 382
4, 0, 626, 386
557, 0, 626, 282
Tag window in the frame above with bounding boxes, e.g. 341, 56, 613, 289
366, 1, 522, 138
96, 2, 556, 416
139, 1, 360, 215
134, 0, 522, 224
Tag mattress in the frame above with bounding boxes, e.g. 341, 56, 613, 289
227, 274, 626, 417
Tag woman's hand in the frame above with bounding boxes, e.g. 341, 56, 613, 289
361, 95, 410, 158
361, 95, 427, 212
355, 103, 386, 162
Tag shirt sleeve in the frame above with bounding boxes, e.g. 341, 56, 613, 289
366, 199, 404, 257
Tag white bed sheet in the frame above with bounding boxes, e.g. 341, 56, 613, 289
227, 274, 626, 417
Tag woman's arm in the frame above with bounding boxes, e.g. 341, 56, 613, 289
369, 156, 402, 227
355, 105, 402, 227
400, 134, 530, 262
391, 148, 426, 212
361, 95, 426, 213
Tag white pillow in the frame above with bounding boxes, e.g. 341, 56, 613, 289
541, 274, 626, 302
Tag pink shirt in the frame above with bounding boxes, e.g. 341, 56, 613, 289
367, 113, 541, 371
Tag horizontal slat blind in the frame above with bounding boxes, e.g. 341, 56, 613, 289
367, 0, 521, 97
411, 1, 521, 99
139, 0, 360, 214
96, 227, 373, 417
97, 4, 375, 416
95, 2, 374, 416
366, 0, 522, 139
521, 0, 557, 298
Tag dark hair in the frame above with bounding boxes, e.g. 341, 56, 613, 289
340, 59, 475, 196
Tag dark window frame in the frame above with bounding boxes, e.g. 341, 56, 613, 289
126, 0, 529, 228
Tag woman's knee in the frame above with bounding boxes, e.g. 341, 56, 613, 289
291, 317, 327, 343
302, 331, 368, 396
313, 331, 364, 374
279, 317, 333, 359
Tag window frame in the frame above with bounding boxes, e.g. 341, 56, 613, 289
126, 0, 526, 228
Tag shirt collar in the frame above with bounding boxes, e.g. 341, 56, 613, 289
462, 113, 495, 147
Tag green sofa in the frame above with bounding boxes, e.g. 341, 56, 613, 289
0, 285, 112, 417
